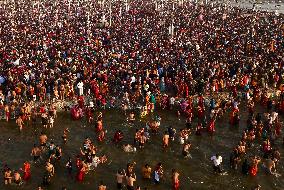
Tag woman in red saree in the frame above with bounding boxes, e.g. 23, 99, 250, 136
172, 169, 180, 190
77, 163, 86, 182
23, 161, 31, 181
207, 119, 216, 134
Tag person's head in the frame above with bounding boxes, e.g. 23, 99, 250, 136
61, 187, 67, 190
145, 164, 149, 168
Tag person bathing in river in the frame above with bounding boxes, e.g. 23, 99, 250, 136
116, 170, 126, 190
153, 163, 163, 184
39, 132, 48, 149
182, 142, 191, 158
96, 112, 103, 132
16, 115, 24, 131
249, 156, 261, 177
129, 112, 135, 122
172, 169, 180, 190
211, 154, 223, 173
142, 164, 152, 180
113, 130, 124, 143
263, 157, 276, 175
4, 167, 12, 185
62, 128, 70, 144
31, 144, 41, 163
14, 170, 22, 185
163, 131, 170, 148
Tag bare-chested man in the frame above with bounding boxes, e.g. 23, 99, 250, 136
31, 144, 41, 163
16, 116, 24, 131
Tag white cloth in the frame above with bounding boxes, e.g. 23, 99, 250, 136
211, 155, 222, 166
77, 82, 84, 96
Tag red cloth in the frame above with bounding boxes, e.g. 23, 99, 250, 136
77, 169, 85, 182
23, 163, 31, 181
249, 166, 257, 176
173, 180, 180, 190
208, 120, 215, 133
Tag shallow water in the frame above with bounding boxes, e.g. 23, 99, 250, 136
0, 103, 283, 190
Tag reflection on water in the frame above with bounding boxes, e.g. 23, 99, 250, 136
0, 104, 283, 190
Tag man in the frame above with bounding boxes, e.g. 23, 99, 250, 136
210, 154, 223, 173
163, 131, 169, 148
77, 80, 84, 96
116, 170, 125, 189
98, 181, 107, 190
31, 144, 41, 163
126, 173, 136, 190
39, 132, 48, 148
142, 164, 151, 179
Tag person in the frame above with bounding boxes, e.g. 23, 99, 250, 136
16, 115, 24, 131
77, 162, 86, 182
98, 130, 106, 142
4, 168, 12, 185
142, 164, 151, 180
14, 171, 22, 185
4, 104, 10, 122
62, 128, 70, 144
172, 169, 180, 190
263, 158, 276, 174
23, 161, 31, 181
48, 116, 54, 128
153, 163, 163, 184
163, 131, 169, 148
31, 144, 41, 163
182, 142, 191, 158
126, 173, 136, 190
77, 81, 84, 96
98, 181, 107, 190
249, 156, 261, 177
46, 162, 55, 177
39, 133, 48, 149
210, 154, 223, 173
66, 157, 73, 177
129, 112, 135, 122
242, 159, 250, 175
113, 130, 124, 143
116, 170, 125, 190
252, 184, 261, 190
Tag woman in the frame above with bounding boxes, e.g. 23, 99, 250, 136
77, 162, 86, 182
249, 156, 261, 177
98, 130, 106, 142
172, 169, 180, 190
23, 161, 31, 181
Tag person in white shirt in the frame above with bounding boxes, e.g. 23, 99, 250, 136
77, 81, 84, 96
211, 154, 223, 173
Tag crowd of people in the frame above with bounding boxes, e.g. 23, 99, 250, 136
0, 0, 284, 189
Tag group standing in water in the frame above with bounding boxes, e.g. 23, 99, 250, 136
0, 0, 284, 189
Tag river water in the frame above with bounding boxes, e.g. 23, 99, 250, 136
0, 101, 283, 190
